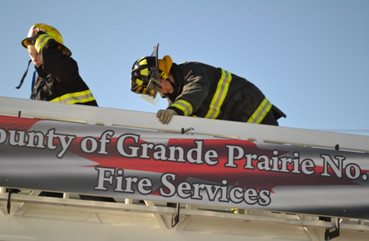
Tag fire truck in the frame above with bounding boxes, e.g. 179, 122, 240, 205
1, 96, 369, 241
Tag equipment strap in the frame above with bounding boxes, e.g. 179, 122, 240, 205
15, 60, 32, 89
30, 77, 46, 100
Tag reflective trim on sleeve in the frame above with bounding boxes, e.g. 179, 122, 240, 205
205, 69, 232, 119
35, 34, 52, 53
170, 99, 193, 116
247, 98, 272, 124
50, 90, 96, 105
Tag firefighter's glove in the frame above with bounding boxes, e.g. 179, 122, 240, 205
157, 109, 177, 124
30, 31, 52, 54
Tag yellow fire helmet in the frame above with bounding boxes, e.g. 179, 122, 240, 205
21, 23, 72, 56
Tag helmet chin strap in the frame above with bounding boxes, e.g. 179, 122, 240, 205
167, 78, 175, 93
15, 59, 32, 89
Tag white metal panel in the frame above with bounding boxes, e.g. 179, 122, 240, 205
0, 179, 369, 241
1, 193, 369, 241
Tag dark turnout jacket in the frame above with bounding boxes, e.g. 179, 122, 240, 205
166, 62, 285, 125
31, 39, 97, 106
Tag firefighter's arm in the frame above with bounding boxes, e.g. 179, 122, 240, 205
28, 32, 78, 83
168, 68, 210, 116
41, 43, 78, 83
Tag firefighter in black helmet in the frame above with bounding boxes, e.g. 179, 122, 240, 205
18, 23, 97, 106
131, 44, 286, 125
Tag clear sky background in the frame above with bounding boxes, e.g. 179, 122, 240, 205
1, 0, 369, 135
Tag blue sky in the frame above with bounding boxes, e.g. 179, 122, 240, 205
1, 0, 369, 135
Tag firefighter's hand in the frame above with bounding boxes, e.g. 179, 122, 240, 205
157, 109, 177, 124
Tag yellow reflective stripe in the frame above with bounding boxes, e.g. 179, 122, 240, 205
50, 90, 96, 104
35, 34, 51, 53
205, 69, 232, 119
247, 98, 272, 124
170, 99, 193, 116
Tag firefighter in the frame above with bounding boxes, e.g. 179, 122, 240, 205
131, 45, 286, 125
16, 24, 115, 202
17, 23, 97, 106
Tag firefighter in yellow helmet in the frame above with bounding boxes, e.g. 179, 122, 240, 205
131, 44, 286, 125
18, 23, 97, 106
